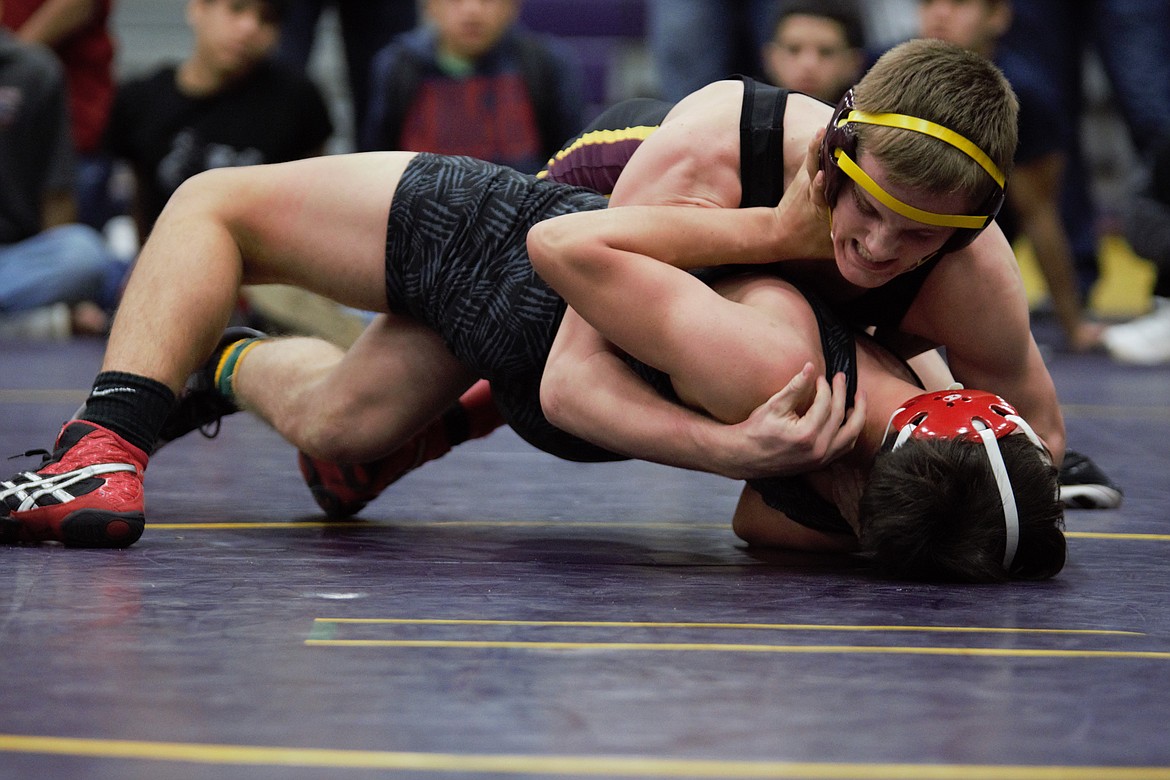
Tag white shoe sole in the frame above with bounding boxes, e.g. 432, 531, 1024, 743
1060, 484, 1123, 510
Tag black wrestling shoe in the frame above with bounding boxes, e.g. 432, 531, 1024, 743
1059, 450, 1123, 509
154, 327, 267, 449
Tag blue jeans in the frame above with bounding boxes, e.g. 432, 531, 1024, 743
647, 0, 776, 102
0, 224, 126, 314
75, 153, 127, 233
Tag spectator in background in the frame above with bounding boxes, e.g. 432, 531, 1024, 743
995, 0, 1170, 355
1104, 136, 1170, 364
276, 0, 416, 149
918, 0, 1103, 352
647, 0, 774, 102
104, 0, 365, 346
760, 0, 864, 104
362, 0, 584, 175
0, 0, 116, 231
105, 0, 331, 245
0, 13, 125, 337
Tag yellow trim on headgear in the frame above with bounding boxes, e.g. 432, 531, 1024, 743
833, 109, 1004, 229
843, 110, 1005, 186
833, 150, 991, 229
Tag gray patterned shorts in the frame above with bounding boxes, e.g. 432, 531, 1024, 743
384, 153, 620, 462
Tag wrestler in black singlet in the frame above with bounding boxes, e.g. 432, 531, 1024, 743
387, 152, 877, 535
541, 77, 943, 331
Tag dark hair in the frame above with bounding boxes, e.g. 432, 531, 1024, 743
216, 0, 286, 22
770, 0, 866, 51
201, 0, 288, 21
854, 39, 1018, 200
858, 435, 1066, 582
263, 0, 288, 21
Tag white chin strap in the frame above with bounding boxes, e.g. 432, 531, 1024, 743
887, 412, 1046, 572
973, 421, 1019, 570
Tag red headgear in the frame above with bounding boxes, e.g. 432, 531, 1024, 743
883, 388, 1050, 571
889, 389, 1032, 446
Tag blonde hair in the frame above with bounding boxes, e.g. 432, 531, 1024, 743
853, 39, 1017, 204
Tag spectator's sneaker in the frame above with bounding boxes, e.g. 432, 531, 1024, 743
154, 326, 267, 449
298, 435, 436, 518
1059, 450, 1123, 509
1, 421, 148, 547
1102, 297, 1170, 365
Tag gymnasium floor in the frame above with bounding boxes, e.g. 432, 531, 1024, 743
1, 317, 1168, 780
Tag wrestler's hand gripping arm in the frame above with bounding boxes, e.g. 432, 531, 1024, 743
543, 308, 862, 479
535, 118, 845, 477
528, 203, 867, 474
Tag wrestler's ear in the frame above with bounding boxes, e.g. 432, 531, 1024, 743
809, 128, 826, 176
809, 128, 828, 209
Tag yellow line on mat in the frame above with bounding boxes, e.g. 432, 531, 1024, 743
0, 734, 1166, 778
304, 639, 1170, 659
148, 520, 726, 531
315, 617, 1141, 636
145, 522, 1170, 541
150, 521, 373, 531
1065, 531, 1170, 541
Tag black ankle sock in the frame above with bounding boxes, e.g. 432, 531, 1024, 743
79, 372, 176, 455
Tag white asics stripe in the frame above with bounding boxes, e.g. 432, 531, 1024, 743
1, 463, 137, 512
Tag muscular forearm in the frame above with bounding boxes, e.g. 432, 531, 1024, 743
542, 334, 744, 476
905, 237, 1068, 462
530, 204, 787, 282
543, 309, 862, 479
540, 311, 744, 477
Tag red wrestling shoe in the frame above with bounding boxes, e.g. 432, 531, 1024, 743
297, 380, 505, 517
1, 421, 148, 547
298, 437, 433, 519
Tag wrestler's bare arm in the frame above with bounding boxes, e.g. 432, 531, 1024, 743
543, 309, 860, 478
532, 198, 850, 475
543, 318, 862, 480
531, 213, 830, 423
731, 484, 859, 553
537, 84, 850, 476
899, 226, 1067, 463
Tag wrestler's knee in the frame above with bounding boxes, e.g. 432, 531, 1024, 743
163, 167, 237, 219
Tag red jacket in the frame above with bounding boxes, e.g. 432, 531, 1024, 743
1, 0, 115, 153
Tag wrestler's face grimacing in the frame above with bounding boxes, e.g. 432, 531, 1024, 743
828, 151, 966, 288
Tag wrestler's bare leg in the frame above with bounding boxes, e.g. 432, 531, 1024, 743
233, 315, 477, 463
7, 152, 496, 545
100, 152, 417, 394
